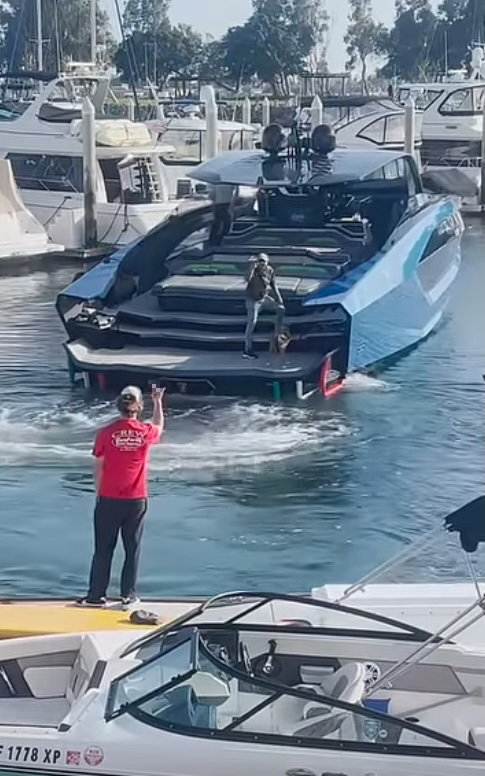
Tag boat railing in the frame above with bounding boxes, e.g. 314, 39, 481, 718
334, 498, 484, 605
367, 592, 485, 696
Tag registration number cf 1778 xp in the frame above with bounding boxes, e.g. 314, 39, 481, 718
0, 745, 62, 765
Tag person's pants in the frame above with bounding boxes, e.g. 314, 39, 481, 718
244, 296, 285, 352
87, 497, 147, 599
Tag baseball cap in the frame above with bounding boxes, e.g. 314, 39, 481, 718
255, 252, 269, 263
120, 385, 143, 403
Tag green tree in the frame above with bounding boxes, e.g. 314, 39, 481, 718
122, 0, 169, 35
217, 0, 328, 95
115, 22, 205, 87
380, 0, 441, 80
438, 0, 485, 72
344, 0, 386, 93
0, 0, 113, 71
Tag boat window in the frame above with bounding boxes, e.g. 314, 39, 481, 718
99, 158, 122, 203
125, 640, 477, 760
136, 648, 233, 730
160, 129, 203, 163
357, 117, 385, 145
365, 165, 385, 180
107, 631, 195, 718
439, 86, 484, 116
384, 114, 405, 144
6, 153, 83, 192
397, 88, 443, 110
228, 694, 459, 753
383, 161, 400, 180
226, 130, 255, 151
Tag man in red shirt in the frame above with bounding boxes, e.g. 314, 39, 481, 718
77, 384, 164, 608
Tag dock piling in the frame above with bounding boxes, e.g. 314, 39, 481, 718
481, 85, 485, 212
242, 96, 252, 125
201, 85, 219, 158
310, 95, 323, 130
82, 97, 98, 249
262, 97, 271, 127
404, 96, 416, 158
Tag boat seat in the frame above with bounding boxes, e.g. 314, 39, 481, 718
0, 698, 69, 728
66, 635, 105, 705
297, 662, 367, 706
274, 664, 366, 738
319, 662, 367, 703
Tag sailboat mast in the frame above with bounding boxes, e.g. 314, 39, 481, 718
90, 0, 97, 63
36, 0, 43, 71
443, 27, 448, 77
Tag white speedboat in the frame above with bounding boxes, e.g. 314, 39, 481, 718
0, 71, 205, 253
0, 585, 484, 773
0, 501, 483, 776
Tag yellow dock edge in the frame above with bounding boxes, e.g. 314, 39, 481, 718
0, 598, 202, 639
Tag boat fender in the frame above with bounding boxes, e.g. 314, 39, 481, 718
129, 609, 160, 626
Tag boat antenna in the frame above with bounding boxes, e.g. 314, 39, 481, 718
113, 0, 142, 121
6, 0, 28, 75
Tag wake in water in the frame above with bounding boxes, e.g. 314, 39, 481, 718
0, 400, 351, 472
341, 373, 396, 393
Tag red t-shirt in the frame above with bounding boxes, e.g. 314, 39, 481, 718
93, 418, 161, 500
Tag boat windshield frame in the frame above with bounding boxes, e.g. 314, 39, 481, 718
120, 590, 441, 661
107, 624, 483, 760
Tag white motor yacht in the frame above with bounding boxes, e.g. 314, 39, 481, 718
396, 46, 485, 210
0, 72, 206, 253
296, 95, 424, 152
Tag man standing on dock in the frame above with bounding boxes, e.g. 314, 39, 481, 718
77, 385, 164, 608
244, 253, 285, 359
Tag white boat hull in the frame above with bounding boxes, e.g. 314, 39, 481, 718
2, 582, 484, 647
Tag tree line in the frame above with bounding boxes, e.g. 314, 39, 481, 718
0, 0, 482, 94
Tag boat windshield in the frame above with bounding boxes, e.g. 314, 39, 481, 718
120, 591, 437, 663
439, 85, 485, 115
160, 128, 255, 164
396, 87, 443, 110
106, 623, 482, 760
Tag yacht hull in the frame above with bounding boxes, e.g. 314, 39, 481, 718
59, 200, 463, 398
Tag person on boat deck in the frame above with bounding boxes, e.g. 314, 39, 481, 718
77, 385, 164, 608
244, 253, 285, 359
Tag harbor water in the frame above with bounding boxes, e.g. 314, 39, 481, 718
0, 221, 483, 598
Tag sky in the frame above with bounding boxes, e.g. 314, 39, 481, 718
101, 1, 437, 72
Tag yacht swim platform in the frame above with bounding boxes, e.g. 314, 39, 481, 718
65, 340, 326, 382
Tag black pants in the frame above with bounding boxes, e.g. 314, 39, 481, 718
87, 497, 147, 599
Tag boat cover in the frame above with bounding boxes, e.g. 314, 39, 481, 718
444, 496, 485, 553
71, 119, 153, 147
